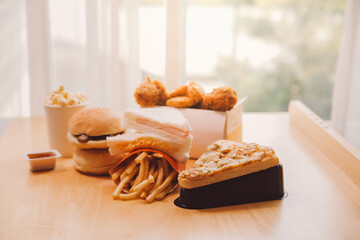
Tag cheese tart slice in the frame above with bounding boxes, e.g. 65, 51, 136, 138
178, 140, 279, 189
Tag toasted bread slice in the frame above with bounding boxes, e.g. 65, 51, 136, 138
178, 140, 279, 189
107, 132, 192, 164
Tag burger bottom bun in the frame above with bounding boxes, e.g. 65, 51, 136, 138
73, 148, 126, 175
67, 131, 109, 149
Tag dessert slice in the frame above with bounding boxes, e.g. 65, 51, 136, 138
175, 140, 285, 209
178, 140, 279, 189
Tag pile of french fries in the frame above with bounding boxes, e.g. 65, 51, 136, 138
111, 152, 178, 202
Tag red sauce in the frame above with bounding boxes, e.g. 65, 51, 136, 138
28, 152, 57, 159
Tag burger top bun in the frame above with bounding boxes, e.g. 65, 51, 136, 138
73, 148, 125, 175
68, 107, 123, 136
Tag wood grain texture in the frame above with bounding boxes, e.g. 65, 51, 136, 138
289, 100, 360, 188
0, 113, 360, 239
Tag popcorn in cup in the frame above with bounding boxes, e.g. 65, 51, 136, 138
44, 86, 88, 157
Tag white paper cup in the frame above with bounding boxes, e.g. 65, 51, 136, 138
44, 103, 87, 157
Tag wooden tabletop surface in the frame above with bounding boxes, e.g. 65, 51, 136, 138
1, 113, 360, 239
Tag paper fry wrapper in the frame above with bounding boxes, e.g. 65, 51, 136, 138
109, 148, 186, 185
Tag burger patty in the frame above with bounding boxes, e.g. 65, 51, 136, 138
75, 132, 124, 143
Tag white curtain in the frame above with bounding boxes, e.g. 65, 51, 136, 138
1, 0, 185, 118
331, 0, 360, 149
0, 0, 28, 117
25, 0, 140, 116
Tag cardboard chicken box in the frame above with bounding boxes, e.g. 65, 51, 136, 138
176, 98, 246, 159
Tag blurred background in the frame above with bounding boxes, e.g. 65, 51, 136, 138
1, 0, 359, 148
142, 0, 344, 119
0, 0, 345, 119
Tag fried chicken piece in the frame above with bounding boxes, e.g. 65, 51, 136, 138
188, 82, 205, 104
166, 96, 194, 108
201, 87, 237, 111
134, 77, 168, 107
169, 85, 188, 98
166, 82, 205, 108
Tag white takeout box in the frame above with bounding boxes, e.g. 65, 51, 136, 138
177, 97, 246, 159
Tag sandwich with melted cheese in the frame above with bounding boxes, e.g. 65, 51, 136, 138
107, 107, 192, 165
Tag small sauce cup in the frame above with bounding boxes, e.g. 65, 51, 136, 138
25, 150, 61, 171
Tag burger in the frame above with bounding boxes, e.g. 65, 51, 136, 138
67, 107, 125, 175
67, 107, 124, 149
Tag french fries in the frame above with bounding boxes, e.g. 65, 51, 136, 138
111, 151, 178, 202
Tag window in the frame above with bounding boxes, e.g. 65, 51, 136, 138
139, 0, 165, 81
140, 0, 345, 119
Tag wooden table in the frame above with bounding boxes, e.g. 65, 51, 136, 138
1, 102, 360, 239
